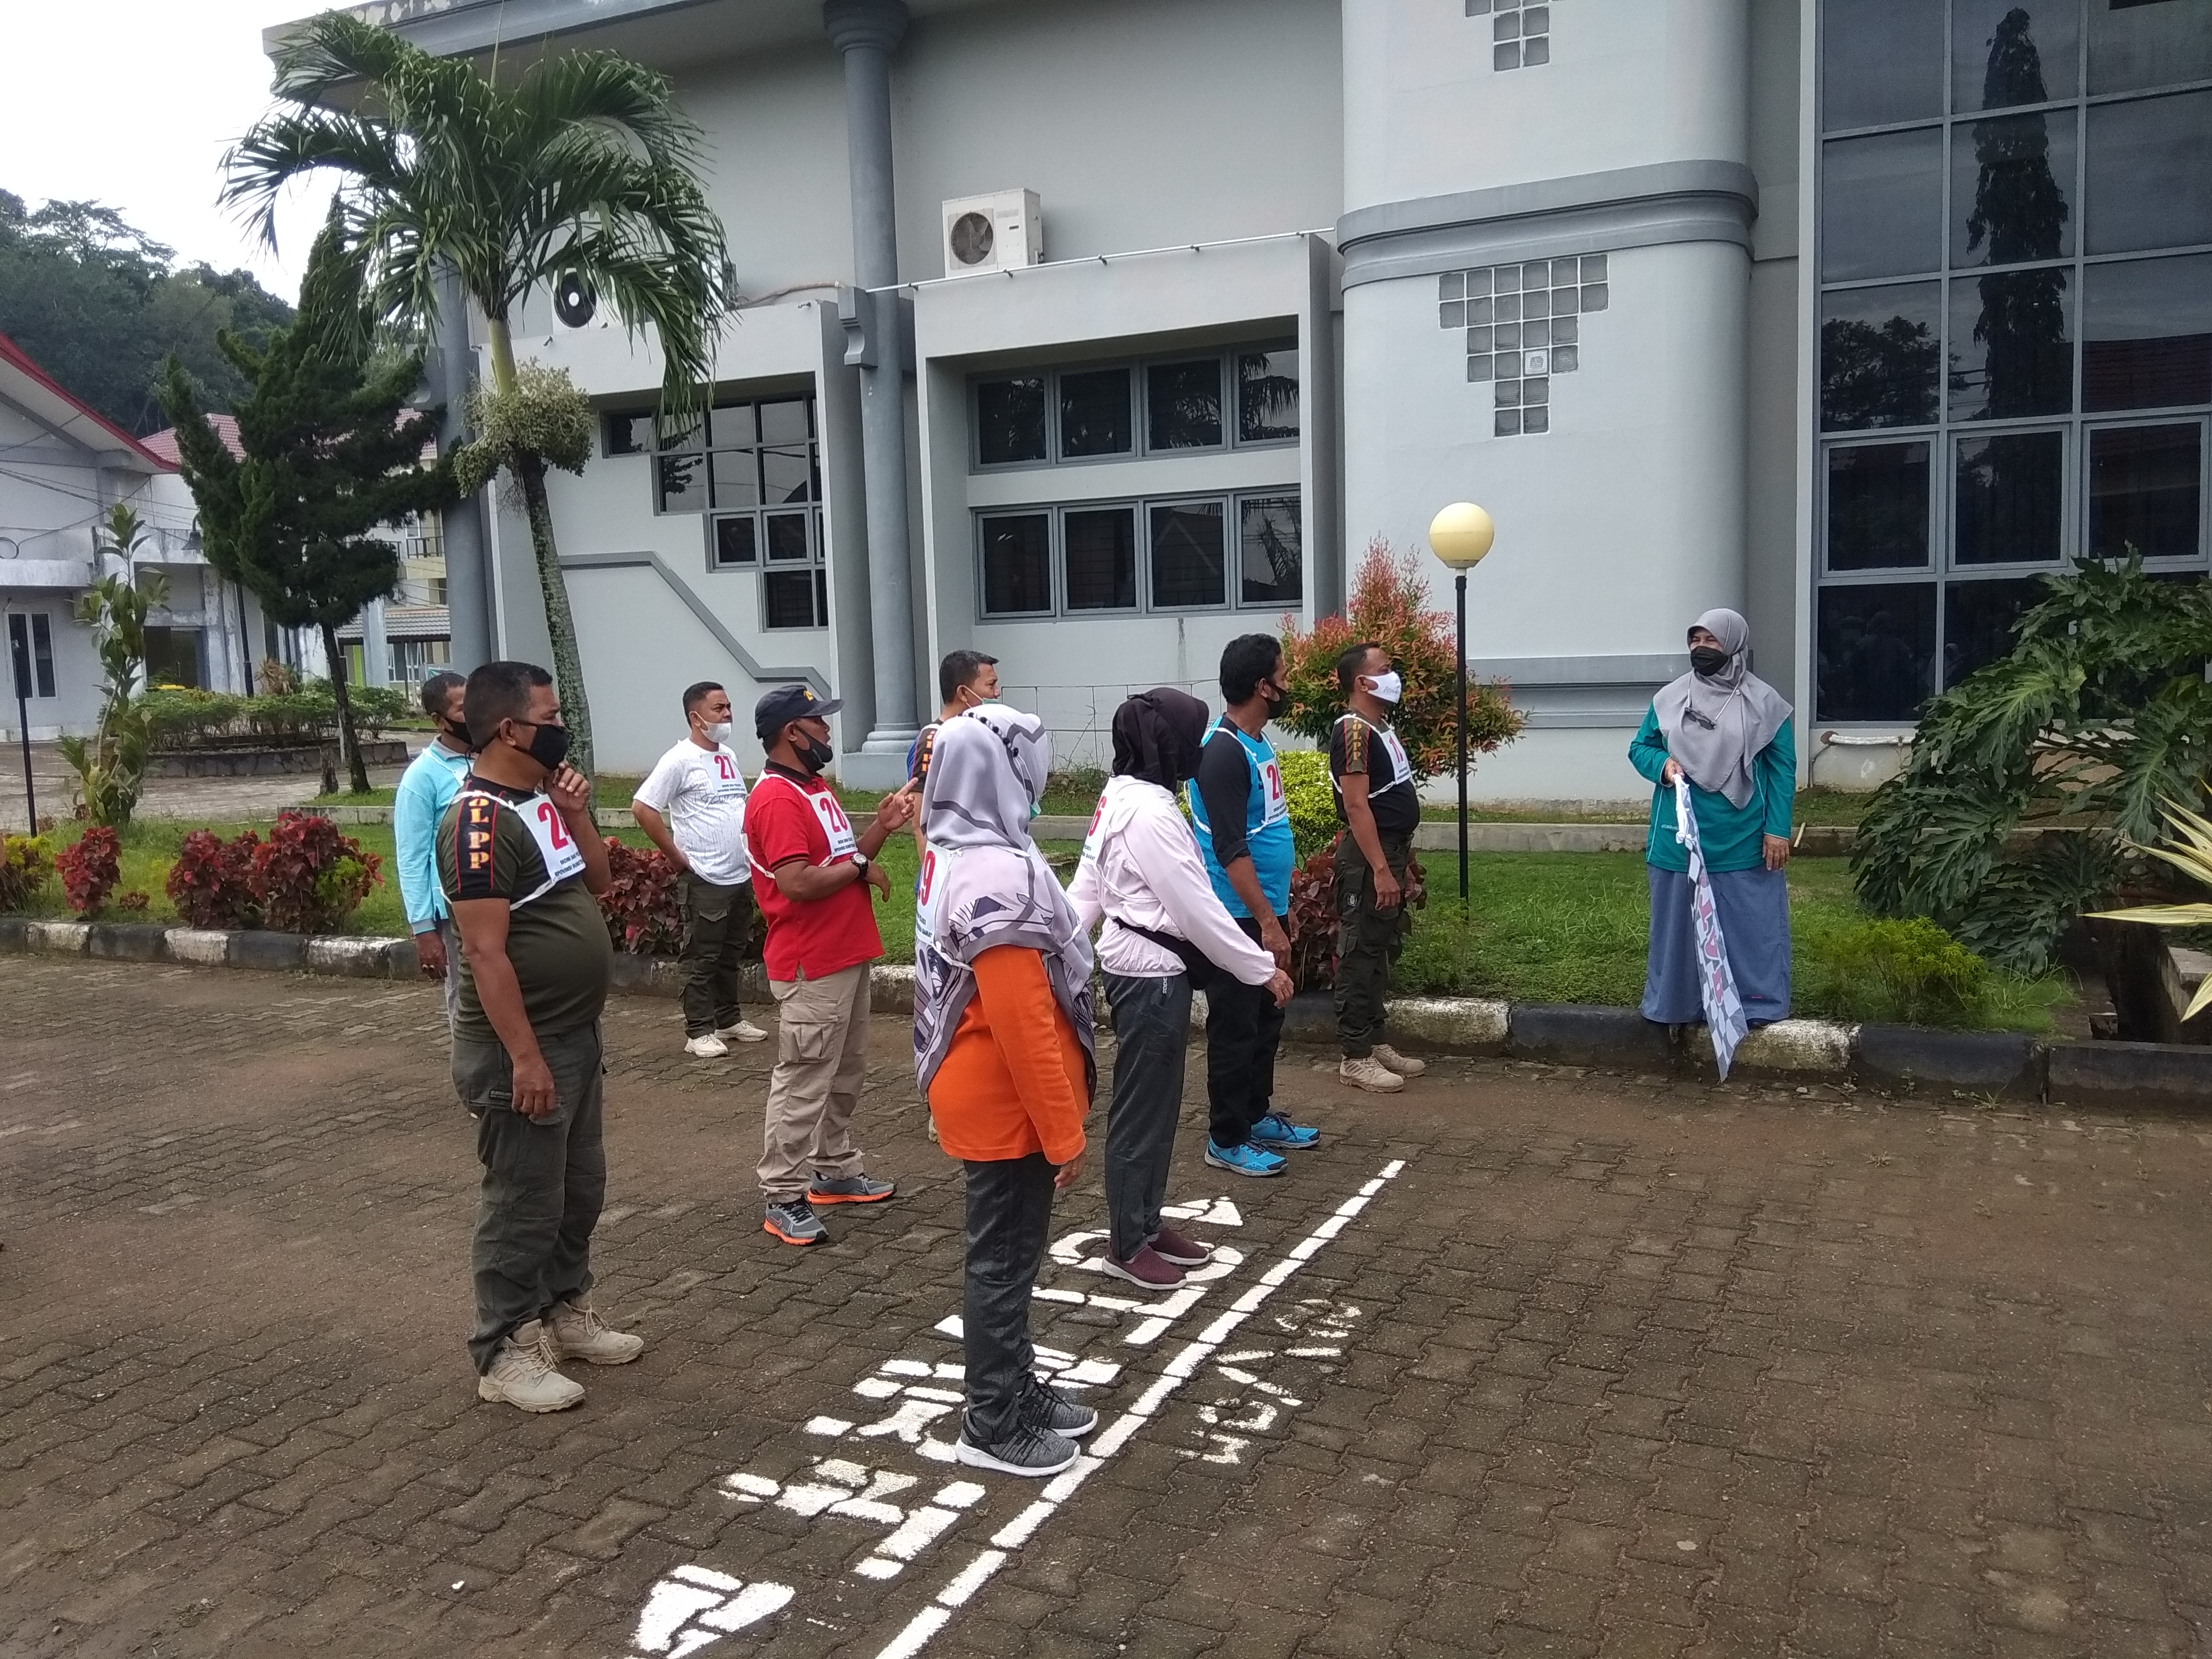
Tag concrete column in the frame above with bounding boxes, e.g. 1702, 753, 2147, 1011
824, 0, 920, 776
433, 264, 495, 673
360, 598, 389, 688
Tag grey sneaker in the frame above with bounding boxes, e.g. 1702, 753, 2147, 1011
955, 1421, 1079, 1477
764, 1198, 827, 1246
809, 1174, 895, 1206
1019, 1377, 1099, 1439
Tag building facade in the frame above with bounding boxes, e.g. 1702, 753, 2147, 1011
299, 0, 2211, 797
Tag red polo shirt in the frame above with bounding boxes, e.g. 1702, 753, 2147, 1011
742, 763, 883, 981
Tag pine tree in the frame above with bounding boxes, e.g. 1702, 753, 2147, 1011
158, 215, 453, 793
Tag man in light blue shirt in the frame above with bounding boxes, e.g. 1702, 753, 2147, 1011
395, 670, 474, 1020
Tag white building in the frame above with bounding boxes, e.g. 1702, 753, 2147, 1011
0, 335, 255, 740
292, 0, 2212, 796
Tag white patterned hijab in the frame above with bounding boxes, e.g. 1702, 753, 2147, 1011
1652, 608, 1792, 810
909, 706, 1095, 1097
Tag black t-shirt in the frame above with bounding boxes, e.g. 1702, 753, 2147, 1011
1193, 727, 1254, 868
1328, 713, 1419, 837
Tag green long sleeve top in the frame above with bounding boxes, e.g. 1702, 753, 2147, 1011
1628, 705, 1795, 874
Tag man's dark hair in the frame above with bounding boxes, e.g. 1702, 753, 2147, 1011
1336, 640, 1386, 695
682, 680, 724, 719
464, 660, 555, 749
1219, 634, 1283, 705
419, 669, 466, 720
939, 649, 999, 706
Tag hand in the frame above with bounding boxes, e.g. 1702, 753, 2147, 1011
875, 790, 916, 833
510, 1051, 557, 1121
547, 763, 592, 819
1258, 916, 1291, 968
1371, 865, 1403, 912
1763, 834, 1792, 872
414, 928, 447, 979
1053, 1149, 1085, 1191
865, 860, 892, 900
1265, 968, 1295, 1008
669, 848, 694, 874
1661, 758, 1683, 786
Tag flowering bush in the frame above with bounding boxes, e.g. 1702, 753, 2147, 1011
166, 828, 264, 929
1278, 538, 1523, 782
0, 834, 56, 912
250, 811, 380, 933
598, 836, 686, 955
56, 826, 123, 914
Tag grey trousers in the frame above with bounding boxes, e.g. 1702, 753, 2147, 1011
962, 1152, 1057, 1448
453, 1022, 606, 1375
1103, 971, 1192, 1263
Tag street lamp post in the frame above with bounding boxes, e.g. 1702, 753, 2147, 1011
1427, 502, 1496, 903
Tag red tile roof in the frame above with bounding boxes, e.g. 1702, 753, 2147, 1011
141, 414, 246, 467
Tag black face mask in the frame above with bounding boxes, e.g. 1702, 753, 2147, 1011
1689, 646, 1730, 677
519, 720, 571, 773
1259, 678, 1286, 710
792, 729, 835, 773
439, 718, 473, 750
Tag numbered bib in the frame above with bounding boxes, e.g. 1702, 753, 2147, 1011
456, 789, 583, 907
1256, 754, 1289, 827
913, 841, 952, 951
1378, 727, 1413, 788
809, 789, 858, 859
707, 749, 747, 803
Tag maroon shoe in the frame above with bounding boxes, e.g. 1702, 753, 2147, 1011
1147, 1226, 1214, 1268
1099, 1244, 1184, 1290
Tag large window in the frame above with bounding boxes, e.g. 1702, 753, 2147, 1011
1814, 0, 2212, 722
6, 611, 56, 699
976, 490, 1302, 618
970, 343, 1298, 470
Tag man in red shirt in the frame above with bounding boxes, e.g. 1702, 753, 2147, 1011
744, 683, 917, 1245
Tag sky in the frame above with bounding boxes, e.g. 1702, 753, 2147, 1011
4, 1, 341, 302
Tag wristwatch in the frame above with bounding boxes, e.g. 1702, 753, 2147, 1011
849, 852, 870, 874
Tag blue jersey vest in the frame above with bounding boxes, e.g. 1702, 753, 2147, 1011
1188, 719, 1295, 919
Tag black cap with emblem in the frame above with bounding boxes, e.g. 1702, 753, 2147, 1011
753, 682, 842, 740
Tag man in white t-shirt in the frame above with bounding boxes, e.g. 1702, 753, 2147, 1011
632, 681, 767, 1058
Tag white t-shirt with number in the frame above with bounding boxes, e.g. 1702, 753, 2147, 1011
633, 738, 752, 885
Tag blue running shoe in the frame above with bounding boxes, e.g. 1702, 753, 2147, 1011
1248, 1112, 1320, 1151
1204, 1138, 1286, 1178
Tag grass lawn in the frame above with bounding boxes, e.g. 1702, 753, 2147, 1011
314, 773, 644, 810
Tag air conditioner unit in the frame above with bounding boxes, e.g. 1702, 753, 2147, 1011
941, 189, 1042, 276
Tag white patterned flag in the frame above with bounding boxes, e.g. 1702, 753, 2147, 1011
1674, 777, 1749, 1079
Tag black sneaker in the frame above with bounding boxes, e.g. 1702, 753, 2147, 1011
1019, 1376, 1099, 1439
954, 1421, 1079, 1477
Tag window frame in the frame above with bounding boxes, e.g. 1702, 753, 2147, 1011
2080, 413, 2211, 568
967, 341, 1301, 473
755, 508, 830, 631
971, 489, 1303, 621
1819, 433, 1939, 579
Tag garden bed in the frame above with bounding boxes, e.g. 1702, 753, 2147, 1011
153, 740, 409, 778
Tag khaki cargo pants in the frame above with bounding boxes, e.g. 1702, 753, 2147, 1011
758, 962, 872, 1202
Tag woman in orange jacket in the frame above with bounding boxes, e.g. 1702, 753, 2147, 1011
912, 705, 1099, 1476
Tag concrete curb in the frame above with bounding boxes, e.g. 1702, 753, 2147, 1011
7, 917, 2209, 1111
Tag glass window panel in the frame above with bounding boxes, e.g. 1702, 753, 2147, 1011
1822, 281, 1942, 430
1238, 497, 1303, 606
1955, 429, 2067, 562
1945, 577, 2047, 687
1439, 272, 1465, 299
1551, 257, 1580, 286
1580, 254, 1607, 282
2085, 90, 2212, 255
1146, 359, 1224, 450
1521, 262, 1550, 291
1524, 288, 1551, 319
1524, 320, 1551, 347
764, 511, 812, 563
1495, 266, 1521, 292
1467, 268, 1494, 296
1467, 325, 1495, 352
1523, 36, 1550, 65
1496, 11, 1521, 39
709, 403, 757, 447
758, 399, 811, 443
603, 412, 653, 456
1816, 583, 1938, 720
1551, 314, 1579, 345
713, 516, 757, 567
1953, 0, 2080, 112
1551, 345, 1580, 373
1827, 441, 1933, 569
2089, 422, 2204, 559
1496, 379, 1524, 407
980, 514, 1053, 615
1063, 507, 1137, 611
1495, 321, 1523, 351
2083, 253, 2212, 410
1148, 500, 1227, 607
1495, 41, 1521, 69
1059, 367, 1134, 458
1440, 300, 1465, 328
1823, 0, 1945, 130
1526, 6, 1549, 32
2090, 0, 2212, 94
1948, 268, 2074, 419
1237, 347, 1301, 442
1467, 0, 1490, 12
1467, 296, 1494, 324
763, 569, 821, 629
1496, 293, 1522, 323
761, 447, 818, 504
976, 376, 1048, 465
656, 451, 708, 513
1468, 354, 1495, 381
1949, 110, 2076, 268
1496, 408, 1524, 436
1580, 283, 1610, 311
1822, 130, 1945, 282
710, 448, 760, 509
1523, 405, 1551, 433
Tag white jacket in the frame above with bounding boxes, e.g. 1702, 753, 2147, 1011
1068, 775, 1277, 985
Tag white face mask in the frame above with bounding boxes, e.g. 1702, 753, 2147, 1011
703, 720, 733, 746
1364, 669, 1403, 706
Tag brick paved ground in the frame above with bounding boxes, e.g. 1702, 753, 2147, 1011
4, 957, 2212, 1658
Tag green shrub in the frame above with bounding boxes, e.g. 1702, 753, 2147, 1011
1800, 916, 1993, 1029
0, 834, 55, 912
1278, 749, 1338, 862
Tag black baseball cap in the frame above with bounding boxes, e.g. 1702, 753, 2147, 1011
753, 682, 842, 739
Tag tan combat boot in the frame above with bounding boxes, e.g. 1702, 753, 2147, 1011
478, 1319, 585, 1412
1338, 1055, 1405, 1093
1372, 1044, 1428, 1078
548, 1298, 646, 1365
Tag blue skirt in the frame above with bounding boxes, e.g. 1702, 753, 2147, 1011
1642, 865, 1791, 1027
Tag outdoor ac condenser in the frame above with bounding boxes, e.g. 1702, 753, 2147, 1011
940, 190, 1042, 276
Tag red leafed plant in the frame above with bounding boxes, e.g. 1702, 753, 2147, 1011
114, 890, 150, 913
1283, 844, 1427, 993
56, 826, 122, 914
165, 828, 264, 929
250, 810, 381, 933
598, 836, 685, 955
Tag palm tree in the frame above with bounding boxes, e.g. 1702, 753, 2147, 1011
223, 11, 735, 773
